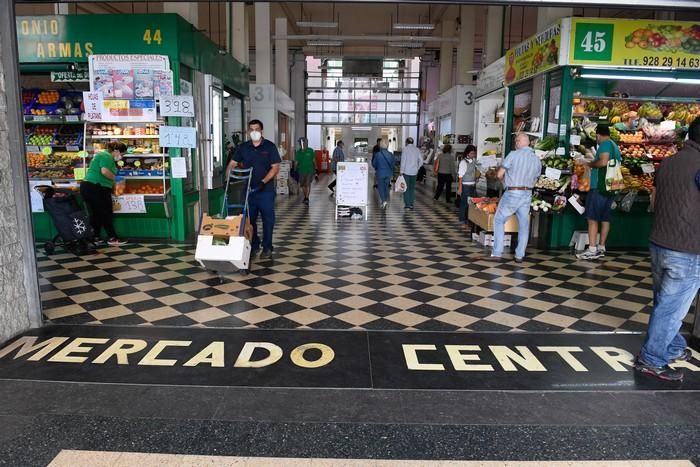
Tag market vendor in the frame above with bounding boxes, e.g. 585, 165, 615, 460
487, 132, 541, 263
226, 119, 281, 260
80, 141, 128, 248
614, 111, 639, 132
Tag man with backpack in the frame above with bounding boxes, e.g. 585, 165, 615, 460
577, 125, 621, 260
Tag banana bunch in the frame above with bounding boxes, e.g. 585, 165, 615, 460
638, 102, 663, 120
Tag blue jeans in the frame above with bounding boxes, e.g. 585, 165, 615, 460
640, 243, 700, 367
459, 184, 476, 223
377, 174, 391, 203
492, 190, 531, 259
248, 190, 276, 251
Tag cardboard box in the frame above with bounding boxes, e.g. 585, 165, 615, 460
477, 232, 512, 247
468, 204, 519, 233
199, 214, 252, 241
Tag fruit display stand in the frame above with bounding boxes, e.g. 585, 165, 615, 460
500, 16, 700, 250
18, 13, 250, 242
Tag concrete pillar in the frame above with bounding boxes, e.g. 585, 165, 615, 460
275, 17, 289, 95
231, 2, 248, 65
291, 51, 306, 142
0, 0, 43, 342
255, 2, 272, 84
483, 6, 504, 66
439, 19, 455, 94
163, 3, 199, 27
456, 6, 475, 85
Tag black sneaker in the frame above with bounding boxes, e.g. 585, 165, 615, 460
634, 355, 684, 382
303, 198, 309, 205
671, 348, 693, 363
260, 249, 272, 260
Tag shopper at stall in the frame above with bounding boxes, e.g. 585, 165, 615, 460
372, 140, 394, 209
294, 137, 316, 205
635, 118, 700, 382
226, 119, 281, 260
80, 141, 128, 247
399, 137, 424, 210
488, 133, 541, 263
328, 140, 345, 196
433, 144, 456, 203
576, 126, 621, 260
371, 138, 383, 189
457, 145, 479, 228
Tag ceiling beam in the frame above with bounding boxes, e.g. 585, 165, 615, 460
279, 2, 300, 35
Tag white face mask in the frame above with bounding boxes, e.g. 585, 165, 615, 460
250, 130, 262, 142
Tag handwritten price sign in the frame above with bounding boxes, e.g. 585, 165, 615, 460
159, 126, 197, 149
160, 95, 195, 117
112, 195, 147, 213
83, 91, 104, 122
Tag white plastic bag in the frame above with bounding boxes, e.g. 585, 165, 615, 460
394, 175, 407, 193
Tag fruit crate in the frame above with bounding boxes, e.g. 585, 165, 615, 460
22, 90, 36, 115
25, 126, 58, 146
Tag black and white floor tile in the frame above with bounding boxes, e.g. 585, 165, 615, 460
36, 177, 694, 332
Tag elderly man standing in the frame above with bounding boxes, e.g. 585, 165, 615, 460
489, 132, 541, 263
399, 137, 424, 210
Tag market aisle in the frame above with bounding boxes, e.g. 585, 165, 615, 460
36, 176, 692, 332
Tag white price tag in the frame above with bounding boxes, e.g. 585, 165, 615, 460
570, 135, 581, 146
112, 194, 147, 213
547, 122, 558, 135
555, 147, 566, 156
26, 145, 39, 153
159, 126, 197, 149
641, 163, 656, 174
545, 167, 562, 181
159, 95, 195, 117
65, 115, 80, 122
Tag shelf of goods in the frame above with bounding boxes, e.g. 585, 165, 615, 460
84, 122, 169, 200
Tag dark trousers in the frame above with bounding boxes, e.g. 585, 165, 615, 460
459, 184, 477, 223
248, 190, 275, 251
80, 181, 117, 239
328, 171, 337, 191
434, 174, 453, 202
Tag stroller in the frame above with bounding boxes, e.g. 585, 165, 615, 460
35, 185, 94, 256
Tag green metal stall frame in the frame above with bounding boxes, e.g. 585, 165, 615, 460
17, 13, 249, 242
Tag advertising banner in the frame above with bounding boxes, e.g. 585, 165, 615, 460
504, 21, 564, 86
568, 18, 700, 70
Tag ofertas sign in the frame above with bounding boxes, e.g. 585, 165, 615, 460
569, 18, 700, 70
504, 21, 564, 85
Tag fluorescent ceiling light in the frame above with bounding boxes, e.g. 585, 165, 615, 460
393, 23, 435, 30
297, 21, 338, 29
307, 40, 343, 47
676, 78, 700, 84
351, 126, 372, 131
579, 73, 675, 83
388, 41, 424, 48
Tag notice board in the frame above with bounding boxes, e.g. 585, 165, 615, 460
336, 162, 368, 207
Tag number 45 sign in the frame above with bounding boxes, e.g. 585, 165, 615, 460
573, 22, 615, 61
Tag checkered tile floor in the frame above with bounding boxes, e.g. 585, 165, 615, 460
37, 177, 695, 332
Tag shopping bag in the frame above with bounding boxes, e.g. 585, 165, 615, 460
619, 190, 637, 212
599, 159, 625, 194
394, 175, 407, 193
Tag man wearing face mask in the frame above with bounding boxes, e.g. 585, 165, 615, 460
226, 120, 281, 260
80, 141, 128, 247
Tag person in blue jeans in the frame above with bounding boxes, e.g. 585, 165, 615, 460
372, 140, 394, 209
636, 118, 700, 382
487, 133, 541, 263
226, 119, 281, 260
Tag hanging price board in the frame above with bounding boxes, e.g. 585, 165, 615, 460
112, 195, 147, 213
159, 95, 195, 117
641, 163, 656, 174
159, 126, 197, 149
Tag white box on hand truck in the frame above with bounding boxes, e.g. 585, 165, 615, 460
195, 213, 253, 274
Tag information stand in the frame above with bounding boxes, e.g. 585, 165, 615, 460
335, 162, 369, 220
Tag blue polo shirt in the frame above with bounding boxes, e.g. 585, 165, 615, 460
232, 138, 281, 192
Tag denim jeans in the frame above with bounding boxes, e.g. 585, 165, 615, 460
459, 184, 476, 223
377, 174, 391, 203
492, 190, 531, 259
248, 190, 276, 251
403, 174, 417, 208
639, 243, 700, 367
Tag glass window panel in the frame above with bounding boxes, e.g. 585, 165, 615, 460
338, 90, 353, 100
324, 101, 339, 112
387, 92, 402, 101
372, 101, 386, 112
386, 114, 402, 124
338, 113, 353, 124
307, 101, 322, 111
307, 90, 323, 100
307, 112, 323, 123
387, 102, 402, 112
406, 114, 418, 124
307, 76, 322, 87
323, 90, 338, 100
338, 101, 353, 112
370, 113, 385, 124
323, 113, 338, 123
409, 78, 419, 89
406, 102, 418, 112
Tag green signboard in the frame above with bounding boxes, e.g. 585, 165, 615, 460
16, 15, 178, 63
